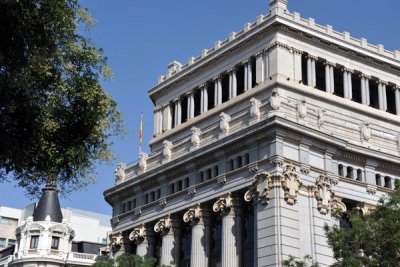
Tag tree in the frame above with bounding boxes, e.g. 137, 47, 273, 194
324, 182, 400, 266
0, 0, 122, 196
282, 255, 319, 267
92, 255, 163, 267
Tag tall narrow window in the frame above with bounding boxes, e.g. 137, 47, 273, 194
244, 153, 250, 165
230, 159, 234, 171
375, 174, 382, 186
352, 71, 362, 103
356, 169, 362, 181
236, 65, 245, 95
301, 54, 308, 85
181, 96, 188, 123
334, 67, 344, 97
346, 166, 353, 179
194, 89, 201, 117
221, 74, 229, 103
315, 60, 326, 91
177, 180, 183, 191
251, 58, 257, 88
384, 176, 392, 189
184, 177, 190, 188
207, 85, 215, 110
127, 201, 132, 211
122, 203, 126, 213
387, 85, 396, 114
369, 79, 379, 108
338, 164, 344, 176
237, 156, 243, 168
51, 236, 60, 250
214, 165, 219, 176
30, 235, 39, 249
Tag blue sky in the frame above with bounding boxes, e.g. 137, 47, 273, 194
1, 0, 399, 216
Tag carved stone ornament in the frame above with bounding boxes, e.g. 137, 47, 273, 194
366, 184, 377, 195
187, 186, 197, 197
162, 140, 173, 160
138, 152, 148, 173
244, 172, 271, 205
360, 122, 371, 142
331, 197, 347, 213
191, 127, 202, 149
213, 194, 232, 213
314, 173, 334, 215
270, 89, 281, 110
217, 175, 227, 186
110, 232, 123, 247
297, 99, 307, 118
250, 97, 262, 120
154, 216, 171, 233
114, 163, 126, 184
317, 109, 325, 127
281, 164, 302, 205
397, 134, 400, 153
111, 216, 120, 226
129, 225, 145, 243
183, 205, 201, 223
219, 112, 231, 134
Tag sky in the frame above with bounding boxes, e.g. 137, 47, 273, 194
1, 0, 400, 216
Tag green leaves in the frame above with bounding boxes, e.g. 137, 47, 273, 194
93, 255, 158, 267
325, 187, 400, 266
0, 0, 123, 196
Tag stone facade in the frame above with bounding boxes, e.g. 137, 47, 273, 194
104, 1, 400, 266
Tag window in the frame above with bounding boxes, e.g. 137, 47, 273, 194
122, 203, 126, 213
127, 201, 132, 211
170, 183, 175, 194
51, 236, 60, 250
356, 169, 363, 181
346, 166, 353, 179
8, 239, 15, 247
338, 164, 344, 176
375, 174, 382, 186
384, 176, 392, 189
102, 238, 107, 245
214, 165, 219, 177
0, 238, 5, 248
244, 153, 250, 165
184, 177, 190, 188
0, 217, 18, 226
30, 235, 39, 249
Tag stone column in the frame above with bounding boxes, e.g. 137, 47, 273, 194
153, 106, 162, 136
343, 68, 353, 99
214, 76, 222, 105
200, 84, 208, 114
360, 74, 371, 106
306, 55, 317, 87
154, 215, 180, 266
324, 61, 335, 93
186, 91, 195, 120
229, 68, 237, 99
129, 224, 153, 259
378, 81, 388, 111
243, 60, 252, 91
395, 85, 400, 115
255, 51, 264, 85
264, 50, 270, 80
173, 98, 181, 127
213, 193, 242, 267
162, 104, 172, 132
183, 205, 211, 267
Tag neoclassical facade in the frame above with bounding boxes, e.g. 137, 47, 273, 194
104, 1, 400, 266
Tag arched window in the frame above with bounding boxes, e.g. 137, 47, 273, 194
356, 169, 362, 181
346, 166, 353, 179
338, 164, 344, 176
375, 174, 382, 186
384, 176, 392, 189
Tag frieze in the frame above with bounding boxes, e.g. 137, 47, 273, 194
339, 151, 366, 164
377, 161, 400, 173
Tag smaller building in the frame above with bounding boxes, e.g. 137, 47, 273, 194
0, 186, 112, 267
0, 207, 20, 250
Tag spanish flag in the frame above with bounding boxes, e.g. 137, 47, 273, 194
139, 113, 143, 152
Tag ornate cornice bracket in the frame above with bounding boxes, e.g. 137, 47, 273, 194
281, 164, 302, 205
244, 172, 271, 205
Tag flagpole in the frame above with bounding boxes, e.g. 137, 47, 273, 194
139, 112, 143, 155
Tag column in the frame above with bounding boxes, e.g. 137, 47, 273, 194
154, 216, 180, 266
395, 86, 400, 115
183, 205, 211, 267
162, 104, 172, 132
330, 63, 335, 93
264, 50, 270, 80
255, 51, 264, 85
214, 76, 222, 105
360, 74, 371, 106
325, 62, 331, 93
213, 193, 242, 267
153, 106, 161, 136
229, 68, 237, 99
201, 84, 208, 113
129, 224, 153, 259
173, 99, 181, 127
186, 91, 195, 120
343, 68, 353, 99
306, 55, 317, 87
348, 70, 353, 100
378, 81, 387, 111
243, 60, 252, 91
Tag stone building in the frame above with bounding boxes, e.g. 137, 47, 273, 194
104, 0, 400, 266
0, 186, 110, 267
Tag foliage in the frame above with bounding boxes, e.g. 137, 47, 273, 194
93, 255, 159, 267
282, 255, 319, 267
0, 0, 123, 196
324, 182, 400, 267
